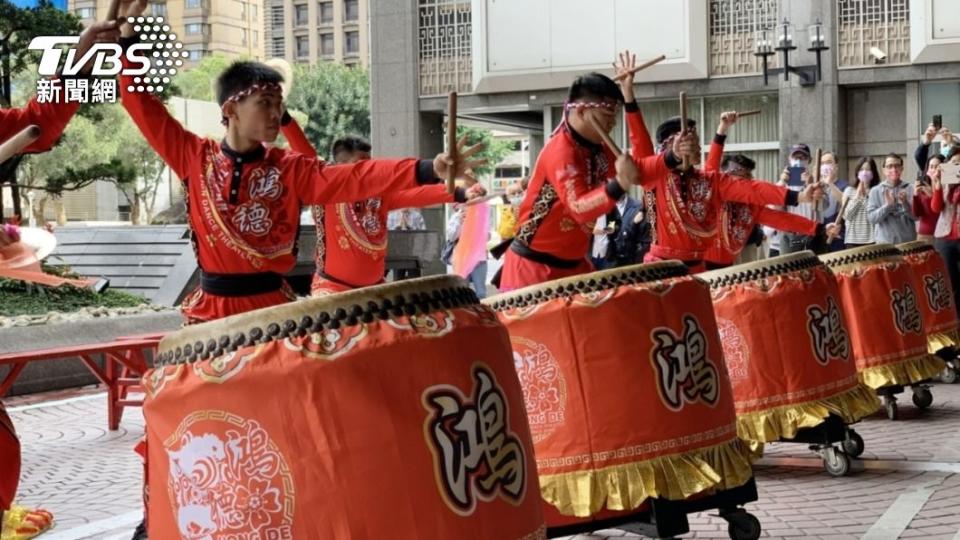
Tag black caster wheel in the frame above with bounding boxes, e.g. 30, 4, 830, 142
725, 511, 761, 540
912, 386, 933, 409
940, 367, 957, 384
842, 430, 865, 458
823, 447, 852, 477
884, 396, 898, 420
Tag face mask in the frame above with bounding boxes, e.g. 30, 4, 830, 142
857, 170, 873, 184
509, 195, 523, 206
942, 145, 952, 158
789, 158, 807, 168
820, 164, 834, 177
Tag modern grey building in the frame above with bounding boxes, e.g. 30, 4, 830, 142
371, 0, 960, 185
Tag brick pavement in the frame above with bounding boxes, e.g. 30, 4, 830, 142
6, 383, 960, 539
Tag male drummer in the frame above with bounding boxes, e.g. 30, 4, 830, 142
278, 127, 485, 296
703, 112, 830, 269
637, 116, 823, 273
499, 54, 654, 290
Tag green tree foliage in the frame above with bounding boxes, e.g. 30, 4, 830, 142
0, 0, 82, 106
455, 125, 514, 177
285, 62, 370, 159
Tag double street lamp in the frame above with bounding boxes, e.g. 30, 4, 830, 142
755, 18, 829, 87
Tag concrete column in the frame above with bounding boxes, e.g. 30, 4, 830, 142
370, 0, 421, 157
905, 82, 922, 179
777, 0, 844, 162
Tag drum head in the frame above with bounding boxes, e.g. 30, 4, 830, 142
483, 260, 688, 311
819, 243, 901, 269
699, 251, 822, 289
896, 240, 935, 256
158, 275, 474, 364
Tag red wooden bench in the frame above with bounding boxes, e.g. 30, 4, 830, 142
0, 335, 166, 430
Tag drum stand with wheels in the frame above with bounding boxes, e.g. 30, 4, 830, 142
776, 414, 863, 477
876, 383, 934, 421
935, 348, 960, 384
545, 478, 762, 540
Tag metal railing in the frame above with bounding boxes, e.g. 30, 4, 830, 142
708, 0, 780, 77
837, 0, 910, 67
418, 0, 472, 97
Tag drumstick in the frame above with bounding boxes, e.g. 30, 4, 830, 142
812, 148, 823, 223
679, 92, 690, 171
0, 125, 40, 164
612, 54, 667, 82
464, 191, 506, 206
736, 109, 761, 118
586, 116, 622, 157
446, 92, 458, 194
106, 0, 121, 21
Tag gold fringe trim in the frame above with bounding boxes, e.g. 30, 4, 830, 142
735, 383, 881, 444
927, 327, 960, 354
1, 504, 54, 540
859, 353, 946, 389
537, 437, 753, 518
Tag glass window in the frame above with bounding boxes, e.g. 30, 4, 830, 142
320, 33, 334, 56
185, 23, 203, 35
253, 30, 259, 46
186, 0, 201, 9
241, 29, 247, 46
251, 4, 257, 20
319, 1, 333, 24
272, 37, 285, 56
345, 30, 359, 54
150, 3, 166, 17
296, 35, 309, 58
294, 4, 308, 26
344, 0, 359, 21
188, 48, 204, 61
76, 6, 95, 18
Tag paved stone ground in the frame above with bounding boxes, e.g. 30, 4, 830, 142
7, 382, 960, 539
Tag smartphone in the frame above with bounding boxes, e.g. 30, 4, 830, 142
934, 114, 943, 130
787, 166, 805, 187
942, 162, 960, 186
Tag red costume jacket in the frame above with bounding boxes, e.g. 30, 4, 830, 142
499, 107, 651, 290
0, 94, 81, 511
702, 134, 817, 266
120, 62, 440, 322
280, 121, 463, 294
0, 94, 80, 154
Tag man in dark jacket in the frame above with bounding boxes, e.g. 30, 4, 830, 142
609, 195, 651, 267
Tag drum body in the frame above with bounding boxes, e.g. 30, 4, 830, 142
145, 276, 545, 540
897, 241, 960, 353
484, 262, 753, 522
820, 245, 945, 389
700, 253, 879, 443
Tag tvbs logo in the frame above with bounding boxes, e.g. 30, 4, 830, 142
29, 17, 186, 94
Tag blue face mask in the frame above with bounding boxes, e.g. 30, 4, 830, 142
942, 145, 953, 158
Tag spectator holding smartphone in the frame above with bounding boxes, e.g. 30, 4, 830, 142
931, 147, 960, 316
777, 143, 837, 253
868, 153, 917, 244
915, 153, 945, 242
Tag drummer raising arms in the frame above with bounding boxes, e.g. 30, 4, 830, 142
114, 0, 482, 323
499, 54, 652, 291
636, 115, 822, 273
703, 111, 832, 269
278, 127, 485, 296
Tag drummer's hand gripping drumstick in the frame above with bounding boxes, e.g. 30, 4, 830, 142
0, 125, 41, 165
612, 54, 667, 82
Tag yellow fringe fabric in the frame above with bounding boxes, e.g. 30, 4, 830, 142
927, 327, 960, 354
1, 505, 53, 540
859, 353, 946, 389
537, 437, 754, 518
736, 384, 881, 444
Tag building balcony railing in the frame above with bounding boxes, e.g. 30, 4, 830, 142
417, 0, 472, 97
837, 0, 911, 68
708, 0, 780, 77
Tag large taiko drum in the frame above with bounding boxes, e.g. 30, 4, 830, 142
897, 241, 960, 353
699, 252, 879, 444
145, 276, 546, 540
820, 245, 945, 389
483, 262, 753, 524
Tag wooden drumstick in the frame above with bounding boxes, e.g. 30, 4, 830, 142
735, 109, 761, 118
464, 191, 506, 206
612, 54, 667, 82
679, 91, 690, 171
106, 0, 121, 21
446, 92, 458, 194
0, 125, 41, 164
586, 115, 622, 157
812, 148, 823, 223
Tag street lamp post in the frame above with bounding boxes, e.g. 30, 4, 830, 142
754, 18, 829, 87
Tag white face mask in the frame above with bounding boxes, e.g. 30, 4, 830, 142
509, 195, 524, 206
